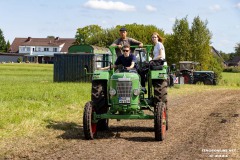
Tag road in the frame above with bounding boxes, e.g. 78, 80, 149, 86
3, 89, 240, 160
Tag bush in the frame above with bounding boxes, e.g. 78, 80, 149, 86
223, 66, 240, 73
17, 57, 22, 63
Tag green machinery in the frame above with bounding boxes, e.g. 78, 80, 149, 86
83, 45, 174, 141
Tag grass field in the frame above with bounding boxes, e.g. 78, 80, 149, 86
219, 72, 240, 86
0, 63, 239, 141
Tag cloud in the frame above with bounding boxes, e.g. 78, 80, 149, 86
146, 5, 157, 12
236, 3, 240, 9
83, 0, 136, 11
209, 4, 221, 12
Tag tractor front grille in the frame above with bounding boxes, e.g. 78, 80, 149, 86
117, 81, 132, 98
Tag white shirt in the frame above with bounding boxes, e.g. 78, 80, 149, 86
153, 42, 165, 60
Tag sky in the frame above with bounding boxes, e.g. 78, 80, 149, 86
0, 0, 239, 53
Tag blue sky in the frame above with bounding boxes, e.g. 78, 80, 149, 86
0, 0, 239, 53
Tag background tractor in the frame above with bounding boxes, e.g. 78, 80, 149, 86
83, 45, 175, 141
179, 61, 216, 85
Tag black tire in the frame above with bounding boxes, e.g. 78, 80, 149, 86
204, 79, 213, 85
83, 101, 97, 140
153, 80, 168, 107
213, 79, 217, 85
154, 102, 167, 141
91, 81, 109, 130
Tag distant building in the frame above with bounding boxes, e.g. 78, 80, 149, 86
226, 56, 240, 66
211, 46, 225, 66
9, 37, 75, 63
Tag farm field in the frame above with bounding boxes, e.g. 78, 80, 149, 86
0, 63, 239, 159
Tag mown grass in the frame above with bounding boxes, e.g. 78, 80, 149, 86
0, 63, 91, 140
0, 63, 239, 141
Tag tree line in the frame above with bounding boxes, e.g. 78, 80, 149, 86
75, 16, 232, 78
1, 15, 239, 71
0, 29, 10, 53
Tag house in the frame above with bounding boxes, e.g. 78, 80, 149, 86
226, 56, 240, 66
9, 37, 75, 63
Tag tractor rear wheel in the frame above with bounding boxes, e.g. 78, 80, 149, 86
182, 72, 193, 84
154, 102, 167, 141
91, 81, 109, 130
153, 80, 168, 107
204, 79, 213, 85
83, 101, 97, 140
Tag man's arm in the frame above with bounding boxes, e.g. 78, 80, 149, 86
100, 65, 116, 70
126, 54, 136, 70
126, 62, 135, 70
111, 38, 122, 49
129, 38, 143, 47
101, 56, 121, 70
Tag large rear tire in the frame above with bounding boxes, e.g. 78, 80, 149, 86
83, 101, 97, 140
204, 78, 213, 85
181, 71, 193, 84
153, 80, 168, 106
91, 81, 109, 130
154, 102, 167, 141
153, 80, 168, 130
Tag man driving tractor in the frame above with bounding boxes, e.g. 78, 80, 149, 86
100, 44, 137, 70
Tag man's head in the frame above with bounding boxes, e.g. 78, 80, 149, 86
119, 27, 127, 39
122, 44, 130, 57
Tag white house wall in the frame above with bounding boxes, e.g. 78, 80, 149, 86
19, 44, 65, 56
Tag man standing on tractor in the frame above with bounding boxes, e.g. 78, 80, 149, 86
100, 44, 137, 70
111, 27, 143, 57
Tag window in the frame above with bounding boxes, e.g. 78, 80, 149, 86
38, 48, 41, 51
53, 48, 57, 52
44, 48, 49, 51
32, 48, 35, 51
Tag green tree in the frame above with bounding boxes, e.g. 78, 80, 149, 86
120, 23, 164, 45
171, 17, 191, 62
190, 16, 212, 70
75, 25, 103, 45
234, 42, 240, 56
74, 24, 165, 49
0, 28, 6, 52
164, 33, 175, 65
6, 40, 10, 52
47, 36, 55, 38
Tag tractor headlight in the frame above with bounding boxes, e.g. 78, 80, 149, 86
109, 88, 116, 96
133, 89, 140, 96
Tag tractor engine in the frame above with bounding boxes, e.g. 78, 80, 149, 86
109, 72, 141, 114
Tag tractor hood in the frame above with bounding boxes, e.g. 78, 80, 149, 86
193, 71, 214, 73
111, 72, 139, 81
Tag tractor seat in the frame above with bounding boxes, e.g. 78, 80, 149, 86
149, 60, 165, 70
150, 65, 163, 70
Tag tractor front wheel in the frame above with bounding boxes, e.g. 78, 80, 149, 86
154, 102, 167, 141
83, 101, 97, 140
91, 81, 109, 131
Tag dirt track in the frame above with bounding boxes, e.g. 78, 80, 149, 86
2, 89, 240, 160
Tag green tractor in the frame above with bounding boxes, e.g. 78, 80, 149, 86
83, 45, 174, 141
